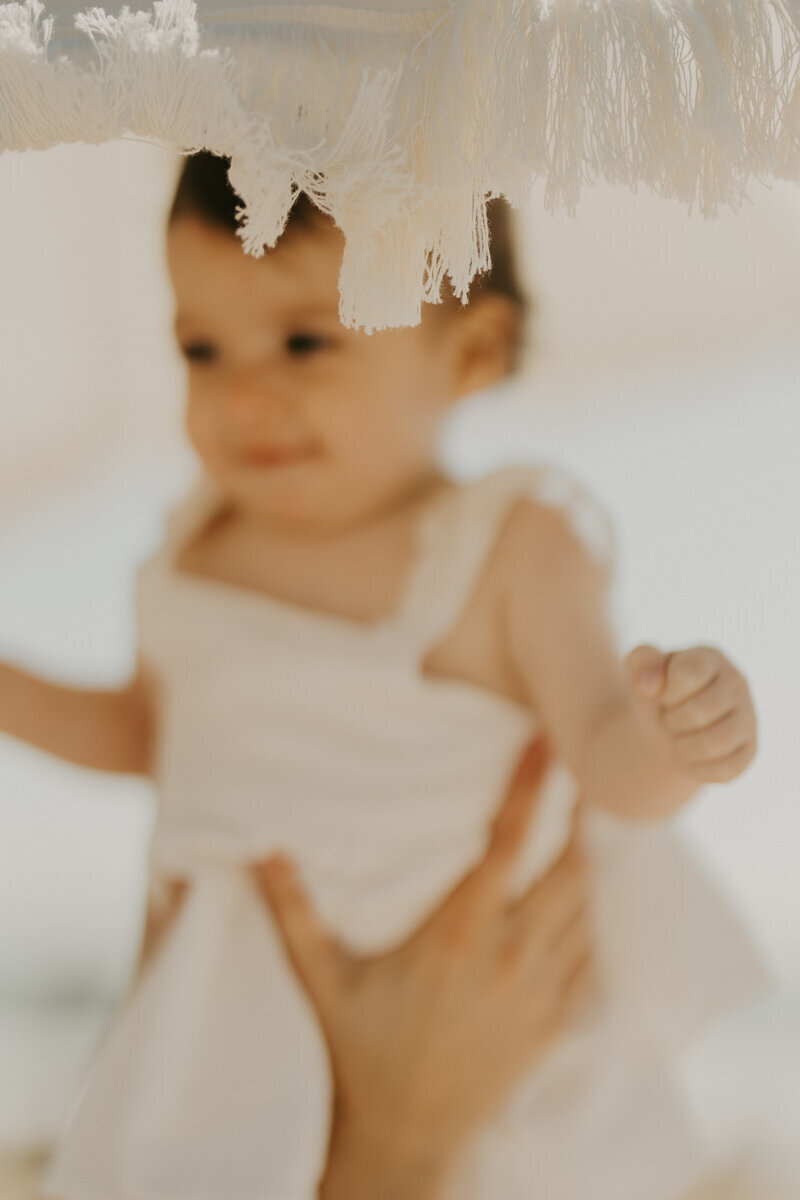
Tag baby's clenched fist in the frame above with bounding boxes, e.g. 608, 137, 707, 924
626, 644, 757, 784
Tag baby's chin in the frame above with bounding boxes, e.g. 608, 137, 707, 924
223, 469, 387, 538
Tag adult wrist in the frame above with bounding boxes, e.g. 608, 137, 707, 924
318, 1112, 452, 1200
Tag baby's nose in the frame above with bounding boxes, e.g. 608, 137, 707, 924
225, 368, 288, 424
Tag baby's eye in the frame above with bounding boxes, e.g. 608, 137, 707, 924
180, 341, 217, 364
286, 333, 327, 357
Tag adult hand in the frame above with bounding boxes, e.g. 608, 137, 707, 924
253, 739, 594, 1200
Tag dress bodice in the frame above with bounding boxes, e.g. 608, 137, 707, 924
135, 465, 608, 947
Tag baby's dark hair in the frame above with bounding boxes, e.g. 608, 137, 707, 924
169, 151, 532, 367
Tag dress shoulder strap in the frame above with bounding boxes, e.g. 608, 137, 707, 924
397, 463, 615, 654
159, 474, 227, 560
134, 472, 227, 622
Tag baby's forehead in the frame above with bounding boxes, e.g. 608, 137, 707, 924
169, 214, 345, 319
167, 214, 453, 341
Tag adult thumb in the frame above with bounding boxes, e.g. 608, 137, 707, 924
625, 644, 667, 700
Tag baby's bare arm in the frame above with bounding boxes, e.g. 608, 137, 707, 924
0, 659, 154, 775
498, 502, 754, 819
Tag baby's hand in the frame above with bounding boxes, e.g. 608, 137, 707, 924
625, 645, 757, 783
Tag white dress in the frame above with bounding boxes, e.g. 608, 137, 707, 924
43, 465, 768, 1200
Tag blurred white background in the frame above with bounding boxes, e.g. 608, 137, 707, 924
0, 140, 799, 1190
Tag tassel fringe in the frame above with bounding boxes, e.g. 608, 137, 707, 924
1, 0, 798, 330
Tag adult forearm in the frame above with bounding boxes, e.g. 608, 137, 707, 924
0, 661, 151, 774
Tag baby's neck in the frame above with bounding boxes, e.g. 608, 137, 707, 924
177, 472, 455, 625
235, 471, 453, 547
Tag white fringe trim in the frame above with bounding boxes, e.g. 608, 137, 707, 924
1, 0, 799, 330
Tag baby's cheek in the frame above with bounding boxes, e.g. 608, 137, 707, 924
185, 398, 220, 463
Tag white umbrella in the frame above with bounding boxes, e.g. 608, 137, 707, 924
1, 0, 799, 327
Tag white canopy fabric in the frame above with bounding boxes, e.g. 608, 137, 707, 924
1, 0, 799, 329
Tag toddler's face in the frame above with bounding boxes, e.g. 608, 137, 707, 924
167, 214, 512, 533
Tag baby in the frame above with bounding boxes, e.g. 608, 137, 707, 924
0, 152, 762, 1200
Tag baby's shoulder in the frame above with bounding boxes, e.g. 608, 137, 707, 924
455, 464, 613, 593
424, 466, 613, 700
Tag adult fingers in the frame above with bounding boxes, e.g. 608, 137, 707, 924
398, 739, 552, 961
530, 909, 595, 1022
520, 934, 595, 1057
549, 905, 593, 980
508, 831, 588, 941
557, 943, 596, 1022
424, 738, 553, 946
253, 855, 346, 1010
485, 737, 553, 872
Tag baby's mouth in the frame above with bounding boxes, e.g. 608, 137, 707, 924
241, 442, 321, 468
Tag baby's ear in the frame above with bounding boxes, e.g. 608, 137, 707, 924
451, 292, 519, 398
